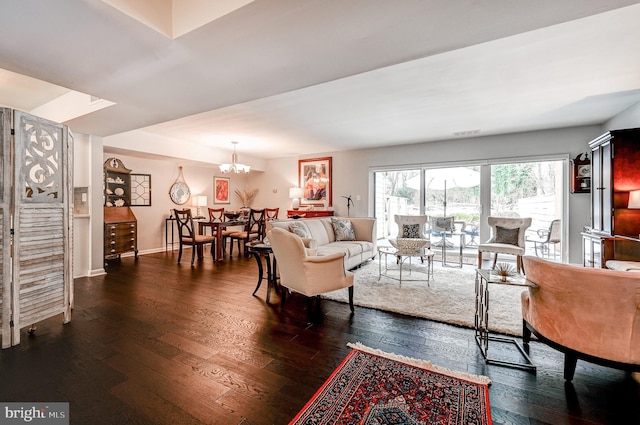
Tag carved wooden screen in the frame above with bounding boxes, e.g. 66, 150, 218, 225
8, 111, 72, 347
0, 109, 11, 348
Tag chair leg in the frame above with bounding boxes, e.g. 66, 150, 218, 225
348, 286, 354, 313
492, 253, 498, 269
177, 244, 183, 263
477, 251, 482, 268
190, 244, 196, 266
516, 255, 522, 273
564, 353, 578, 382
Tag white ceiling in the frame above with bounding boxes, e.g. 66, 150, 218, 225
1, 0, 640, 160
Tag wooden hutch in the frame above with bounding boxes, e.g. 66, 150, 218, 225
583, 128, 640, 267
104, 158, 138, 259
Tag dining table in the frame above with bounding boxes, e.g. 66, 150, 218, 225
198, 219, 247, 262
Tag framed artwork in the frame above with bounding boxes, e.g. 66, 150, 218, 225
299, 157, 332, 206
130, 174, 152, 206
214, 177, 230, 204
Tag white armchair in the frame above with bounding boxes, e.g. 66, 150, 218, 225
477, 216, 532, 273
394, 214, 429, 241
267, 228, 354, 319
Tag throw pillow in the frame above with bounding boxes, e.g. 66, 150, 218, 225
289, 222, 310, 239
331, 218, 356, 241
494, 226, 519, 245
402, 224, 421, 238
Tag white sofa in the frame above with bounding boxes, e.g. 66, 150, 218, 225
266, 216, 376, 270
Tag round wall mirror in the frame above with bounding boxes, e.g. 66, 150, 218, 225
169, 182, 190, 205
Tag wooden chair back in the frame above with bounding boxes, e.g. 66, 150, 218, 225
208, 207, 225, 222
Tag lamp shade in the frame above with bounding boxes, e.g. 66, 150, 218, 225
289, 187, 303, 199
289, 187, 303, 210
629, 190, 640, 209
194, 195, 208, 207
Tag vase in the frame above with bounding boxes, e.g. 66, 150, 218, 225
241, 207, 250, 218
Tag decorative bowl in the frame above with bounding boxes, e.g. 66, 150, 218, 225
224, 212, 241, 220
389, 238, 429, 254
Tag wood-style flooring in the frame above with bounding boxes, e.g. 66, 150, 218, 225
0, 250, 638, 424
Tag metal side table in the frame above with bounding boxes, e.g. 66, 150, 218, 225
475, 268, 536, 371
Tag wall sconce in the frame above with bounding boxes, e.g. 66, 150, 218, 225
193, 195, 208, 218
289, 187, 303, 210
629, 190, 640, 209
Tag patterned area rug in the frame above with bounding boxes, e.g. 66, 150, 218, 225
290, 343, 492, 425
323, 259, 524, 336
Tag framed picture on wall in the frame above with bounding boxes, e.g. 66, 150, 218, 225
299, 157, 332, 207
214, 177, 230, 204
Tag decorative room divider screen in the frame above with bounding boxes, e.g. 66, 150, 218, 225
0, 108, 73, 348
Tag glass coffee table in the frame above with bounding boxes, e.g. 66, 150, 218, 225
475, 268, 536, 371
378, 246, 435, 285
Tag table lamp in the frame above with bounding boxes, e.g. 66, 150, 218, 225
629, 190, 640, 209
194, 195, 208, 218
289, 187, 303, 210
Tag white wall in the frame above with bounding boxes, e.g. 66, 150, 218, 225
252, 125, 603, 264
605, 100, 640, 130
81, 124, 621, 267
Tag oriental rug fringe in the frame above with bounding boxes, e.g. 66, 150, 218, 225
290, 342, 492, 425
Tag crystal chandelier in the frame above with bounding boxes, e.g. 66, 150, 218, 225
219, 141, 250, 174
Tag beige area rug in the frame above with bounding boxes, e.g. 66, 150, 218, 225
323, 259, 525, 336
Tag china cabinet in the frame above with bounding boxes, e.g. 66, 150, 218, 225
104, 158, 138, 260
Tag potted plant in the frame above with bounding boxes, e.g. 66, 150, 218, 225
494, 262, 516, 282
234, 188, 258, 217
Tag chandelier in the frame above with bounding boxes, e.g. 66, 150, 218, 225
219, 141, 250, 174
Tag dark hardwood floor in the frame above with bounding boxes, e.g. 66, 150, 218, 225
1, 250, 638, 424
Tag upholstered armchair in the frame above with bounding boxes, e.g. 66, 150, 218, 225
477, 216, 532, 273
394, 215, 429, 241
267, 228, 354, 320
521, 256, 640, 381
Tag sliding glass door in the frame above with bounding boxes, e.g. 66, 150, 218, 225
372, 157, 566, 262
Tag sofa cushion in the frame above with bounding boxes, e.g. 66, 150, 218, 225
605, 260, 640, 271
289, 221, 310, 239
331, 218, 356, 241
401, 223, 421, 238
495, 226, 519, 245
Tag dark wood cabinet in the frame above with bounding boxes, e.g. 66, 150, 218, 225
104, 157, 138, 260
589, 128, 640, 238
104, 207, 138, 259
587, 128, 640, 266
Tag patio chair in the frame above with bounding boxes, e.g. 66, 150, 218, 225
477, 216, 532, 273
526, 219, 561, 259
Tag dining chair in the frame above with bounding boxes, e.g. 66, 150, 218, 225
265, 207, 279, 221
173, 208, 217, 266
208, 207, 234, 255
229, 208, 265, 258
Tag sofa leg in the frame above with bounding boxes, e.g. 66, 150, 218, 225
348, 286, 354, 313
564, 353, 578, 382
477, 251, 482, 268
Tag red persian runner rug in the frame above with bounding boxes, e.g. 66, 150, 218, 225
290, 342, 492, 425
